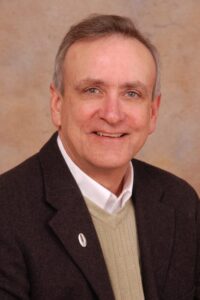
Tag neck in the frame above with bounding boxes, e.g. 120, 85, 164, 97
86, 167, 127, 196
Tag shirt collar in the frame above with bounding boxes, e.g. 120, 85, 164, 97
57, 135, 134, 214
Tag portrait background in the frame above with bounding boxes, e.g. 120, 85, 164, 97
0, 0, 199, 195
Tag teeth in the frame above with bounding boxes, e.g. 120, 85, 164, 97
96, 132, 123, 138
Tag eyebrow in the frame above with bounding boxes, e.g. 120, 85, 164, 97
121, 82, 148, 95
74, 78, 105, 90
75, 78, 149, 95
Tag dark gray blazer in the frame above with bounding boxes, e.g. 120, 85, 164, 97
0, 133, 199, 300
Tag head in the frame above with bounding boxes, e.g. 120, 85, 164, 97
52, 14, 160, 99
50, 14, 161, 190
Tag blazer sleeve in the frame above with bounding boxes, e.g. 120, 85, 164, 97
194, 193, 200, 299
0, 180, 30, 299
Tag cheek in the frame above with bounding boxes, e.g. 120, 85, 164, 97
127, 108, 151, 130
61, 104, 91, 136
73, 103, 99, 128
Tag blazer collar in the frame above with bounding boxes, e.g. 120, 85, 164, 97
39, 133, 115, 300
133, 159, 175, 300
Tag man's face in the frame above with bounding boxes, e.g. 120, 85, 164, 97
51, 35, 160, 178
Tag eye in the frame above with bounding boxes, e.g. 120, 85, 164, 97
126, 90, 140, 98
85, 87, 101, 94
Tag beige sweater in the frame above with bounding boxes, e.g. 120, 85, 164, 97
85, 198, 144, 300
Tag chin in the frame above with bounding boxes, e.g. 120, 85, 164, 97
89, 156, 130, 171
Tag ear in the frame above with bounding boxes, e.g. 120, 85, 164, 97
50, 82, 63, 128
149, 94, 161, 134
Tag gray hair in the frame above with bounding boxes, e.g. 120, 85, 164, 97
53, 14, 161, 98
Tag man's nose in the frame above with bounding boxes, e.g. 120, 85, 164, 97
98, 95, 125, 124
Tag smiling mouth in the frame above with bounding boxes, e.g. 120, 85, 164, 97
95, 132, 126, 138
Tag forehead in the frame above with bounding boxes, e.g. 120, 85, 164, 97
63, 35, 156, 86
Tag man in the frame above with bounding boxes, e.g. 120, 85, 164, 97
0, 14, 199, 300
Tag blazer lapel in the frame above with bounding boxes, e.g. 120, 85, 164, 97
133, 160, 175, 300
39, 134, 115, 300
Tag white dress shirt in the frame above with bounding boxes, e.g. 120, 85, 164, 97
57, 135, 134, 214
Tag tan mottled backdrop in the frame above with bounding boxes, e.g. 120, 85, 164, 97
0, 0, 199, 195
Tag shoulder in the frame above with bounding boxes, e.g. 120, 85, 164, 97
0, 154, 46, 235
0, 154, 42, 192
0, 154, 44, 215
133, 158, 197, 192
0, 133, 58, 194
132, 159, 199, 207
